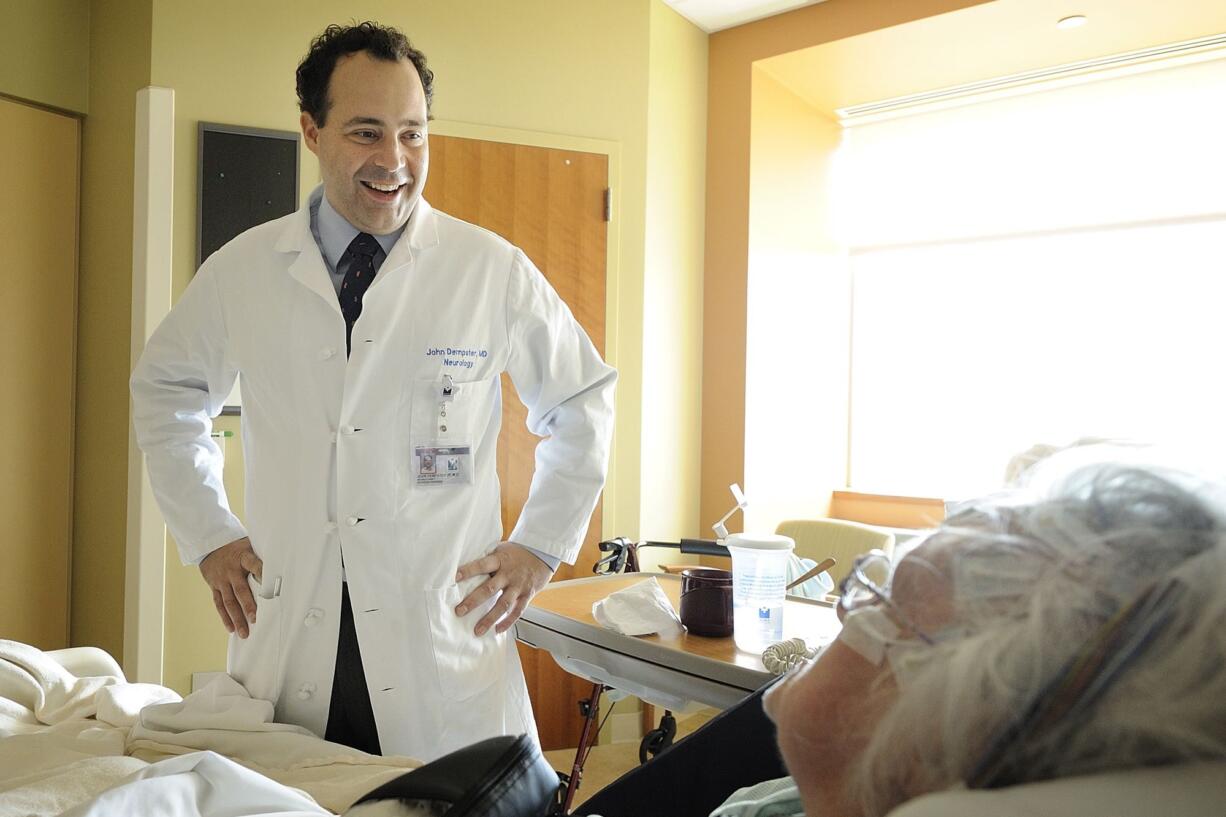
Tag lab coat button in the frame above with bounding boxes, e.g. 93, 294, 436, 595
346, 516, 359, 527
295, 682, 316, 700
304, 608, 324, 627
319, 347, 335, 360
341, 424, 355, 435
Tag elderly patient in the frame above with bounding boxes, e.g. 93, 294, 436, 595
763, 458, 1226, 816
573, 457, 1226, 817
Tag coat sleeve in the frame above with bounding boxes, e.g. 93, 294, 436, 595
504, 250, 617, 565
130, 262, 247, 565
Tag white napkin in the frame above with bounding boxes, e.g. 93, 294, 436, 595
592, 578, 685, 636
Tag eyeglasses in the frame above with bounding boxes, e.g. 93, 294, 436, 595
839, 549, 936, 646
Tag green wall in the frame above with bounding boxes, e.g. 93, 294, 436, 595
72, 0, 152, 659
0, 0, 90, 113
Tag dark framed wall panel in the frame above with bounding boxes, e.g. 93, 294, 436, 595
197, 122, 300, 269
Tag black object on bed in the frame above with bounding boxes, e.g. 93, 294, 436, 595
348, 733, 560, 816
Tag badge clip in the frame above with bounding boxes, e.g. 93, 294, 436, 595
440, 374, 455, 403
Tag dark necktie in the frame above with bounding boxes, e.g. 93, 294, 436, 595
339, 232, 381, 355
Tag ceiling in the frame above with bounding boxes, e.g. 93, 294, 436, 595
661, 0, 826, 33
755, 0, 1226, 114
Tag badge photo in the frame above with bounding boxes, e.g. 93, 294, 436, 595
415, 445, 474, 487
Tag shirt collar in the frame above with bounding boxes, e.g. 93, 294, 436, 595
311, 186, 405, 270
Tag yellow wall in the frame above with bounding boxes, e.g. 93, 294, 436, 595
639, 1, 708, 559
72, 0, 152, 659
700, 0, 992, 532
0, 0, 90, 113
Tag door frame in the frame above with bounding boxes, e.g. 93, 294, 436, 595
125, 111, 623, 681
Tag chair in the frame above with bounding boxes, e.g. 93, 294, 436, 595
775, 518, 895, 589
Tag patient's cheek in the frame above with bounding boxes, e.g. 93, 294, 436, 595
770, 642, 873, 738
762, 672, 798, 725
768, 640, 889, 816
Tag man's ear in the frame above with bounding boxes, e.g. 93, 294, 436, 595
301, 112, 320, 156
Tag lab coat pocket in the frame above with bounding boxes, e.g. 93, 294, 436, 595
227, 589, 284, 703
409, 375, 497, 447
424, 583, 507, 701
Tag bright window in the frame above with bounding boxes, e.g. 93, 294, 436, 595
849, 217, 1226, 497
834, 54, 1226, 499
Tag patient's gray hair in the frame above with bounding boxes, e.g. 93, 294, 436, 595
850, 459, 1226, 816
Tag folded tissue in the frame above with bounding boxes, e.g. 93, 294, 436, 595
592, 577, 685, 636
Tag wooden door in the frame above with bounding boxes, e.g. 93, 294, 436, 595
0, 98, 79, 649
424, 134, 608, 749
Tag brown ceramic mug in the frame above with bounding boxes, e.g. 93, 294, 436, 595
679, 568, 734, 637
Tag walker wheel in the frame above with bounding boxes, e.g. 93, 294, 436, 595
637, 711, 677, 764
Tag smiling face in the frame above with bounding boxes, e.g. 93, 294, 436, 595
301, 51, 429, 235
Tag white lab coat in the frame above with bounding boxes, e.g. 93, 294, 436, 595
131, 192, 616, 761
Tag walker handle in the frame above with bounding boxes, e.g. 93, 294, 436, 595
679, 538, 729, 557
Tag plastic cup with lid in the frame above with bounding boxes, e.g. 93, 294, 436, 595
725, 533, 795, 653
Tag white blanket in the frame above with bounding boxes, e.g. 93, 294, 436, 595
0, 639, 168, 814
0, 639, 133, 730
130, 675, 418, 810
0, 640, 418, 816
59, 751, 330, 817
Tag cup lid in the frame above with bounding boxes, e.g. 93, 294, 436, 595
725, 533, 795, 551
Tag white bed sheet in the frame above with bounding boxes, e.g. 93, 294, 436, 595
0, 639, 419, 816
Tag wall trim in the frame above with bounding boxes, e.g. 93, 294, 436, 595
124, 86, 174, 683
0, 90, 86, 120
838, 32, 1226, 124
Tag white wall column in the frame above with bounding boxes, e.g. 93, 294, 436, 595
124, 86, 174, 683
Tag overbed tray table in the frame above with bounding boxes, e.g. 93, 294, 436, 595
516, 573, 840, 812
517, 573, 840, 710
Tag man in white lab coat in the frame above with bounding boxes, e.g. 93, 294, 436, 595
131, 22, 616, 761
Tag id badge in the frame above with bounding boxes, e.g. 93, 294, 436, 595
415, 445, 473, 487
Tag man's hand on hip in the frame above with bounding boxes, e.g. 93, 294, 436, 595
199, 537, 264, 639
454, 542, 556, 636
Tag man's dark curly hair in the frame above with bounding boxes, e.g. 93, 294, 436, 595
296, 21, 434, 126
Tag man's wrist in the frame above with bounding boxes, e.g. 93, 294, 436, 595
518, 543, 561, 573
184, 526, 249, 566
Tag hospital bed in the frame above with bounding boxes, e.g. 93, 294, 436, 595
3, 629, 1223, 816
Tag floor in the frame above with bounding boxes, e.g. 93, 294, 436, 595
543, 708, 714, 808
